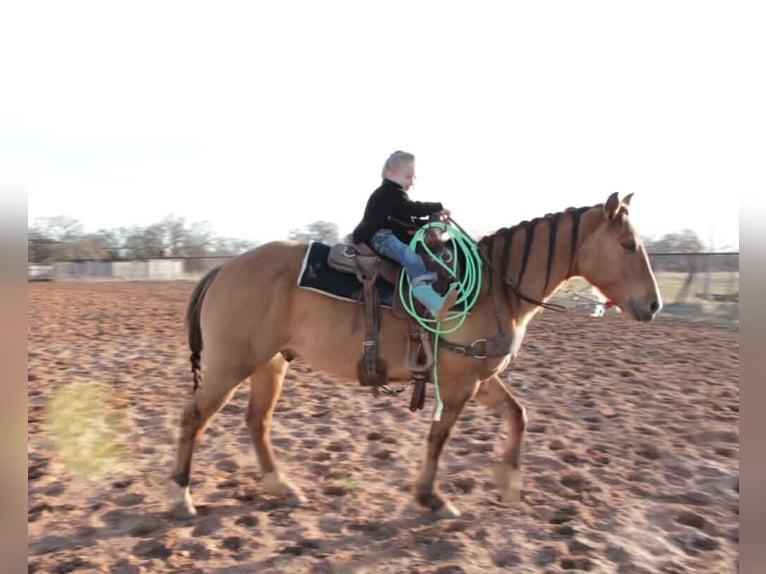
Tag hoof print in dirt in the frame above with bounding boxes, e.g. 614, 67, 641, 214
27, 250, 739, 574
561, 556, 594, 571
533, 545, 560, 567
132, 534, 175, 560
221, 536, 242, 552
128, 516, 164, 537
52, 557, 93, 574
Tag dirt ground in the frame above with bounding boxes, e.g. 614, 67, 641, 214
28, 281, 739, 573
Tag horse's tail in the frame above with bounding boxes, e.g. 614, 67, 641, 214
186, 265, 222, 391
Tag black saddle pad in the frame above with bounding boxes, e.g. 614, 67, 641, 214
297, 242, 396, 308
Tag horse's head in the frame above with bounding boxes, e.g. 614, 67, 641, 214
573, 192, 662, 322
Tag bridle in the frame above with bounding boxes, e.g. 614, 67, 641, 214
435, 217, 567, 360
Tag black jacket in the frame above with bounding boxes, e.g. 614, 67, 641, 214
352, 179, 443, 245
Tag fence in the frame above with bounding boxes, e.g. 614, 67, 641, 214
29, 251, 739, 325
648, 251, 738, 324
30, 257, 229, 282
554, 252, 739, 325
647, 251, 738, 302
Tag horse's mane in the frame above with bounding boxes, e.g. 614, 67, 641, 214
476, 203, 601, 250
473, 202, 602, 303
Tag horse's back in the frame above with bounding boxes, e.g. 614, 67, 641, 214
208, 240, 307, 284
196, 241, 309, 348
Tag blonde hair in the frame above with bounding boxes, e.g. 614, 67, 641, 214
381, 150, 415, 179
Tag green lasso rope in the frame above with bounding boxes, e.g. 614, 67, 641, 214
397, 220, 484, 421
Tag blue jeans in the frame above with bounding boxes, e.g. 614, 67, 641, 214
370, 229, 436, 287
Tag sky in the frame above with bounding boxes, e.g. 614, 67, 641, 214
6, 1, 763, 251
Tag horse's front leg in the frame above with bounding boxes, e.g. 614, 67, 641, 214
473, 374, 527, 503
414, 376, 480, 518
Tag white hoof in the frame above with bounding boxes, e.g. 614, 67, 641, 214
263, 472, 307, 504
168, 481, 196, 518
435, 501, 461, 519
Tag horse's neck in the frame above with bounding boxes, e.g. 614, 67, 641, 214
480, 205, 600, 330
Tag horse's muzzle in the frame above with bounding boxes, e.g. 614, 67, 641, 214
627, 297, 662, 322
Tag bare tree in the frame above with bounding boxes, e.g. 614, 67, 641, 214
29, 216, 85, 241
643, 229, 705, 253
28, 212, 263, 262
643, 229, 706, 273
288, 221, 340, 245
27, 232, 63, 264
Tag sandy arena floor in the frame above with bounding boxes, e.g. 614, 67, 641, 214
28, 282, 739, 573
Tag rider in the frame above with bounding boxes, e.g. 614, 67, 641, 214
351, 150, 459, 321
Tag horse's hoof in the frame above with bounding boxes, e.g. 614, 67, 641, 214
284, 487, 308, 506
415, 490, 459, 518
286, 493, 308, 506
499, 468, 523, 504
168, 482, 196, 519
500, 487, 522, 504
494, 465, 523, 504
263, 472, 307, 504
171, 504, 197, 520
435, 501, 461, 519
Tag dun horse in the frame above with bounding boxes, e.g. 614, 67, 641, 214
169, 192, 662, 519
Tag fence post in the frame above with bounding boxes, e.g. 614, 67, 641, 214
702, 252, 710, 301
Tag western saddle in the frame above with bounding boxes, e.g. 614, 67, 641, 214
325, 226, 457, 411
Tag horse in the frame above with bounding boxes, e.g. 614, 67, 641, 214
168, 191, 662, 519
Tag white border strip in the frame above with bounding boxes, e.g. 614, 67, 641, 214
296, 240, 314, 286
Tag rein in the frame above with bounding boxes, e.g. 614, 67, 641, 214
446, 217, 568, 314
391, 217, 572, 419
429, 217, 568, 362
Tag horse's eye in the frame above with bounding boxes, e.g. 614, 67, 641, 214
622, 239, 637, 252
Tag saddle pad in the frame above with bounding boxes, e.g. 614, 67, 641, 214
297, 241, 395, 308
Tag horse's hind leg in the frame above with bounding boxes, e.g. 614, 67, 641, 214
168, 363, 244, 518
246, 353, 306, 504
414, 376, 480, 519
473, 374, 527, 503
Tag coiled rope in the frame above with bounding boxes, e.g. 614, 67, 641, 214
398, 220, 484, 421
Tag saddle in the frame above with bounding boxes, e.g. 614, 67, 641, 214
325, 226, 458, 411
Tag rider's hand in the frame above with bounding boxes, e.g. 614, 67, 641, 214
439, 208, 451, 218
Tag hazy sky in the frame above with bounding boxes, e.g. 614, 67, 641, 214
8, 1, 760, 250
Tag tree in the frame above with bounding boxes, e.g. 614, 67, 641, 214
65, 234, 113, 260
162, 215, 188, 257
122, 224, 165, 258
26, 214, 319, 261
27, 231, 62, 264
207, 236, 258, 256
93, 228, 128, 259
177, 221, 213, 256
29, 215, 84, 241
643, 229, 705, 253
287, 221, 340, 245
643, 229, 706, 273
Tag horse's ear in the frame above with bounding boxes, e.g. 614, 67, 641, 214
622, 192, 633, 206
604, 192, 620, 219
